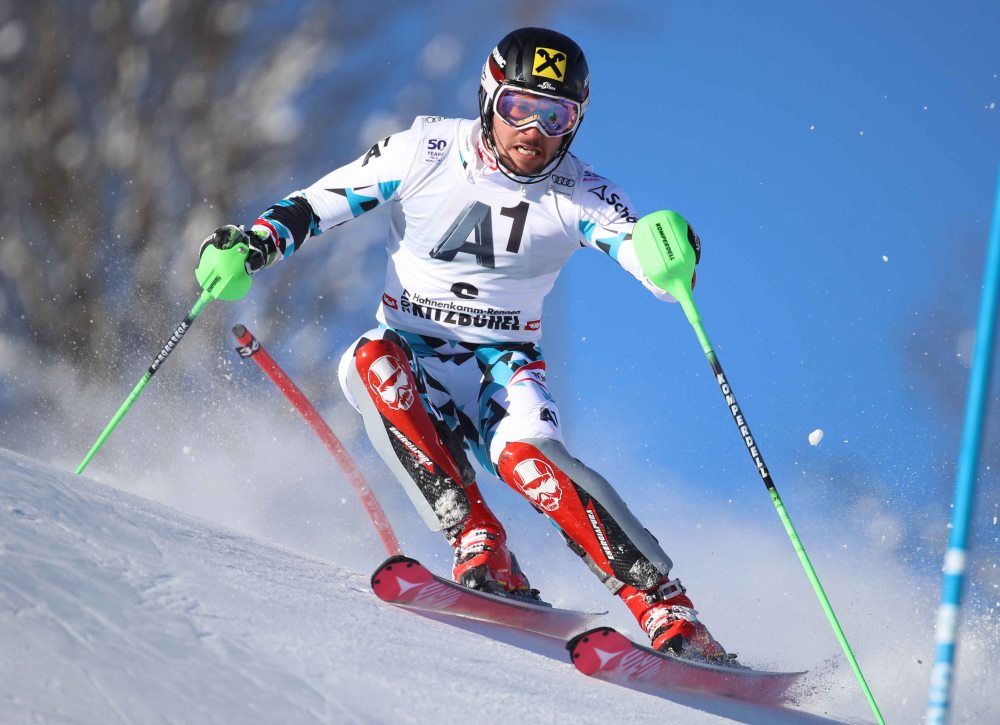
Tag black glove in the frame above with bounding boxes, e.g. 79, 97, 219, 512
687, 222, 701, 289
687, 222, 701, 265
199, 225, 270, 273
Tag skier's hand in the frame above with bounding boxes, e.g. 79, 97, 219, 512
687, 224, 701, 265
199, 225, 269, 274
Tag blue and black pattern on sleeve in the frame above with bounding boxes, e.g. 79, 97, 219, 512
579, 220, 629, 262
325, 182, 401, 218
254, 195, 322, 260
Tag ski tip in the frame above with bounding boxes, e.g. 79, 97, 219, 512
232, 323, 247, 338
566, 627, 625, 675
567, 626, 616, 650
370, 554, 421, 592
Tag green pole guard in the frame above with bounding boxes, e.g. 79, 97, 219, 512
195, 243, 253, 301
632, 210, 711, 353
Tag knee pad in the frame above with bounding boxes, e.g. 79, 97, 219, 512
340, 328, 416, 409
354, 336, 419, 414
497, 438, 672, 591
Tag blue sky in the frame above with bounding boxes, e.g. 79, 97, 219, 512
519, 2, 1000, 541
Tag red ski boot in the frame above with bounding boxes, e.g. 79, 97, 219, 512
449, 495, 540, 601
620, 577, 728, 660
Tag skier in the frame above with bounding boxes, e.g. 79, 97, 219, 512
199, 27, 726, 660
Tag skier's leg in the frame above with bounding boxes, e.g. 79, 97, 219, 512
338, 328, 533, 596
478, 347, 727, 658
340, 328, 469, 530
497, 438, 671, 589
496, 439, 725, 657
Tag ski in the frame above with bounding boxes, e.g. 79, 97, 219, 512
371, 555, 603, 639
566, 626, 806, 705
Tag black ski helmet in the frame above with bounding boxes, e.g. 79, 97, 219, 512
479, 27, 590, 182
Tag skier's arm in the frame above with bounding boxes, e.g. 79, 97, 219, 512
577, 177, 698, 302
250, 131, 417, 268
201, 126, 422, 273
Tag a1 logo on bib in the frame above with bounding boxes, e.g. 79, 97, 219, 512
533, 47, 567, 81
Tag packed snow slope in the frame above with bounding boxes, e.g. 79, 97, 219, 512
0, 448, 833, 724
1, 446, 996, 723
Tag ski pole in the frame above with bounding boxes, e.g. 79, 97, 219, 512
76, 241, 253, 474
76, 290, 213, 474
633, 210, 884, 725
232, 324, 402, 557
926, 162, 1000, 724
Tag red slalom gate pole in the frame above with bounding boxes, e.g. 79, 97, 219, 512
232, 324, 402, 557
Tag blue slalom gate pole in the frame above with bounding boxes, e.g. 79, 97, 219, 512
926, 162, 1000, 724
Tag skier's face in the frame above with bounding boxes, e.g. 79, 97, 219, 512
491, 116, 562, 176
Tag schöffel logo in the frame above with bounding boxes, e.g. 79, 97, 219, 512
551, 175, 575, 188
588, 184, 638, 223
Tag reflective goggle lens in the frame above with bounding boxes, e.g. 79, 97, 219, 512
494, 88, 579, 137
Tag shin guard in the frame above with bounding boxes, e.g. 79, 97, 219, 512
497, 439, 672, 591
348, 335, 470, 530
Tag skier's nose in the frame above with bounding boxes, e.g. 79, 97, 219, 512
518, 127, 544, 142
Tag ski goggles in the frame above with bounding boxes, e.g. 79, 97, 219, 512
493, 87, 581, 138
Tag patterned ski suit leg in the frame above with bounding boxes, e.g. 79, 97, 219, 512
338, 328, 478, 531
474, 343, 676, 593
340, 328, 513, 538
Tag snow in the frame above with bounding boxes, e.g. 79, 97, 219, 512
809, 429, 825, 446
2, 446, 998, 723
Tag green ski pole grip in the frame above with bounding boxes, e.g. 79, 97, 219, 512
632, 210, 696, 292
633, 210, 710, 352
195, 243, 253, 301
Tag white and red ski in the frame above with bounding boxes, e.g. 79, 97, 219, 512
371, 555, 603, 639
567, 626, 806, 705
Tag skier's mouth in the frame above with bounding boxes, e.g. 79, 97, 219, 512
513, 144, 542, 158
